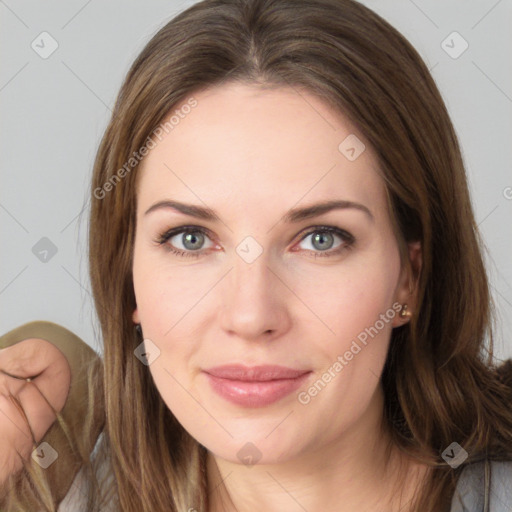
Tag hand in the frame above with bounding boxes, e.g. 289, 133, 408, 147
0, 338, 71, 487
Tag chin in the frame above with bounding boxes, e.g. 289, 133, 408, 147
204, 433, 305, 468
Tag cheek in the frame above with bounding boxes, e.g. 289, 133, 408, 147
292, 261, 399, 431
132, 247, 209, 339
148, 361, 210, 444
292, 251, 401, 409
134, 267, 206, 423
292, 251, 400, 346
132, 260, 212, 412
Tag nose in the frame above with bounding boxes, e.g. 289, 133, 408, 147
218, 252, 291, 342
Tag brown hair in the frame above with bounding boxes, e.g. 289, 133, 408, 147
5, 0, 512, 510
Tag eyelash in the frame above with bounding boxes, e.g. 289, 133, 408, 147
154, 225, 355, 259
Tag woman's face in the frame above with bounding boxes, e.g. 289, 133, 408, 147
132, 82, 418, 465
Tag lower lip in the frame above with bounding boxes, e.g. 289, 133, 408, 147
204, 372, 311, 407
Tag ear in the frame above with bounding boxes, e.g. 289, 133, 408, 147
132, 308, 140, 325
392, 241, 422, 328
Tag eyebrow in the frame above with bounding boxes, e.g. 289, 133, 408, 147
144, 199, 374, 223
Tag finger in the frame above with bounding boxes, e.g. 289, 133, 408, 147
0, 346, 70, 447
25, 354, 71, 416
0, 338, 65, 379
11, 382, 56, 444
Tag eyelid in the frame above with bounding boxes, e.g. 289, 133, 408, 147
296, 225, 354, 242
155, 224, 355, 257
156, 225, 214, 240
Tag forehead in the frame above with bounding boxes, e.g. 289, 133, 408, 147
136, 82, 387, 222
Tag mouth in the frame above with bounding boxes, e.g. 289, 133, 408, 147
202, 364, 312, 408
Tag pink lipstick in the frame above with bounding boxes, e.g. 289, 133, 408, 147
203, 364, 311, 407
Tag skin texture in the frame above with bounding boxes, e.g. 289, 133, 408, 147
132, 83, 426, 511
0, 338, 71, 486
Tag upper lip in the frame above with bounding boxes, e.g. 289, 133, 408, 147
203, 364, 310, 381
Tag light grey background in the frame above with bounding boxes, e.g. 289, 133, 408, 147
1, 0, 511, 359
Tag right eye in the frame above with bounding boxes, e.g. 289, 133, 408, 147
154, 226, 217, 258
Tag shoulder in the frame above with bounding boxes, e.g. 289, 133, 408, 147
450, 459, 512, 512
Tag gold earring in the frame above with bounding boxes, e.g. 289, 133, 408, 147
399, 304, 412, 318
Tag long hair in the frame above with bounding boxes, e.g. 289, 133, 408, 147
4, 0, 512, 510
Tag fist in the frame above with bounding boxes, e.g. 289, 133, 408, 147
0, 338, 71, 485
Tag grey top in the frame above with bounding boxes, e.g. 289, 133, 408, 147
450, 459, 512, 512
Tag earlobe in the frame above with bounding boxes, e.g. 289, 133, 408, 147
398, 303, 412, 319
132, 308, 140, 325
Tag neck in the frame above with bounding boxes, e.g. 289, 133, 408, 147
206, 385, 429, 512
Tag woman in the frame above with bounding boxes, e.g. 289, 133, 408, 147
1, 0, 512, 510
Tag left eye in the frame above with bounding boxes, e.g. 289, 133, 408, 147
293, 227, 354, 258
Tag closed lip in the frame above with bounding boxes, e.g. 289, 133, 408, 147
202, 364, 311, 381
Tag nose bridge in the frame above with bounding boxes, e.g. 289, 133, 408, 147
219, 242, 286, 338
230, 245, 274, 303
